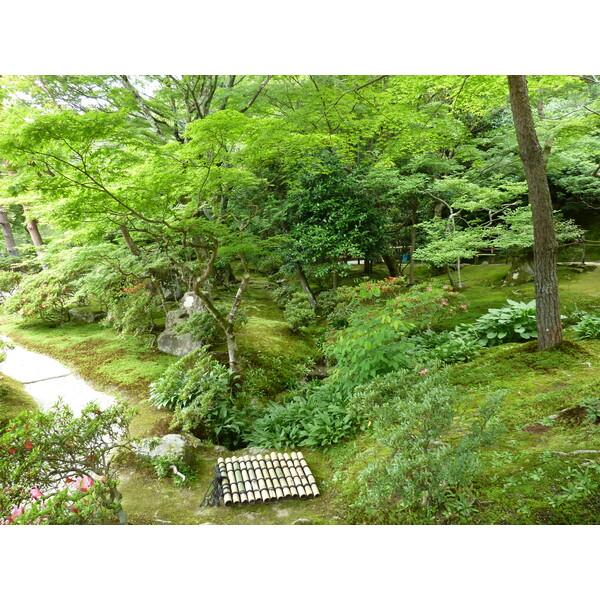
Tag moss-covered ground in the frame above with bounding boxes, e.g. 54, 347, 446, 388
1, 263, 599, 524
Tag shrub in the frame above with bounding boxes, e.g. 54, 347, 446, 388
103, 282, 161, 336
271, 283, 296, 307
572, 311, 600, 340
340, 369, 505, 524
4, 270, 76, 325
0, 270, 22, 300
174, 307, 247, 346
0, 400, 132, 525
151, 455, 194, 487
284, 292, 315, 332
247, 382, 358, 449
409, 327, 484, 364
471, 299, 540, 346
148, 348, 233, 437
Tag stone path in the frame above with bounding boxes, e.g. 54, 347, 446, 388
0, 336, 115, 414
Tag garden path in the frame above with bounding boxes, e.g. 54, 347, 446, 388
0, 335, 115, 414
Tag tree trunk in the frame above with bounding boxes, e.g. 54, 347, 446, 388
0, 207, 19, 257
363, 259, 373, 275
26, 218, 47, 267
409, 200, 418, 285
295, 262, 317, 310
382, 253, 401, 277
119, 224, 141, 256
508, 75, 563, 351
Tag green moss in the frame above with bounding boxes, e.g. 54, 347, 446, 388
0, 372, 38, 425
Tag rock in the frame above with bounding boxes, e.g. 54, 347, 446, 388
135, 433, 195, 465
165, 309, 189, 330
180, 292, 205, 315
292, 518, 313, 525
157, 331, 203, 357
69, 308, 105, 324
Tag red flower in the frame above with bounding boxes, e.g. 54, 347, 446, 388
8, 447, 16, 455
24, 439, 33, 450
69, 506, 79, 514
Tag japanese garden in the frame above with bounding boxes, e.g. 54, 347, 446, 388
0, 74, 599, 525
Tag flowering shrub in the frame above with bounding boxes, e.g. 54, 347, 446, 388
0, 400, 133, 525
0, 270, 22, 301
4, 270, 76, 324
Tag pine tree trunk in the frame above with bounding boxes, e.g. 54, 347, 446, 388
0, 207, 19, 257
508, 75, 563, 351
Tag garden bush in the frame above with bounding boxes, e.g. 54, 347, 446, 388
4, 269, 76, 325
284, 291, 315, 332
247, 382, 358, 450
572, 311, 600, 340
0, 269, 22, 301
340, 368, 505, 524
149, 347, 235, 440
471, 299, 540, 346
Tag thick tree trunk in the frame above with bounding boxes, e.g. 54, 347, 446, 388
382, 253, 401, 278
508, 75, 563, 350
26, 219, 44, 247
26, 218, 47, 268
295, 262, 317, 310
0, 207, 19, 257
363, 259, 373, 275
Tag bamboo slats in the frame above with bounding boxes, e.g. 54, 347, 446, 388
214, 452, 320, 506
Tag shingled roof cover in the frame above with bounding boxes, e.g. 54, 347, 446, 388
206, 452, 320, 506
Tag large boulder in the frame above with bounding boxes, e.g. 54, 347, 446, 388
165, 308, 189, 330
157, 331, 203, 357
69, 308, 106, 324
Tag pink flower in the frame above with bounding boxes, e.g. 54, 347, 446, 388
440, 300, 448, 306
11, 506, 24, 519
460, 304, 467, 309
30, 487, 43, 500
419, 369, 428, 375
72, 476, 94, 492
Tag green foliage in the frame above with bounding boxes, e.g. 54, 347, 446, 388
409, 327, 484, 364
0, 400, 133, 524
148, 347, 232, 437
4, 270, 75, 324
284, 292, 315, 332
572, 311, 600, 340
151, 454, 194, 487
323, 282, 465, 393
174, 311, 222, 345
104, 282, 161, 336
247, 383, 358, 450
472, 299, 540, 346
341, 369, 505, 524
271, 283, 296, 308
0, 269, 22, 300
